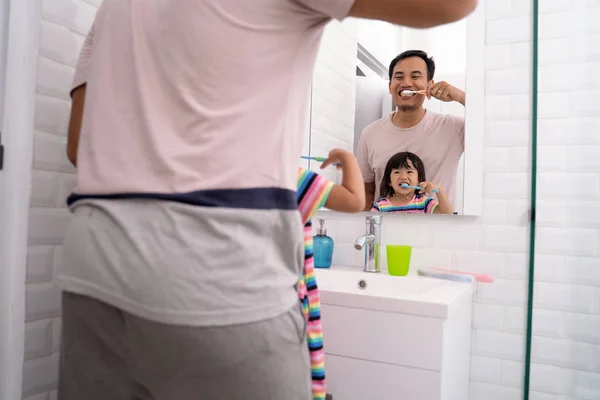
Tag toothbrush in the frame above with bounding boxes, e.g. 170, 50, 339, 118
401, 183, 439, 194
401, 89, 426, 96
301, 155, 341, 166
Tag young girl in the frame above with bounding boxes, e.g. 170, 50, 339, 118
371, 151, 453, 214
297, 148, 364, 400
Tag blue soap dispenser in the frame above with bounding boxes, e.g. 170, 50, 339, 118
313, 218, 334, 268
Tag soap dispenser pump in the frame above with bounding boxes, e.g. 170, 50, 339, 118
313, 218, 334, 269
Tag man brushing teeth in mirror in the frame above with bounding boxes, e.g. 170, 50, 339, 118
357, 50, 466, 211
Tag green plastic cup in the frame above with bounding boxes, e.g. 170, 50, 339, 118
386, 245, 412, 276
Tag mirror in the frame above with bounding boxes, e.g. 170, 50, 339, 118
304, 11, 484, 216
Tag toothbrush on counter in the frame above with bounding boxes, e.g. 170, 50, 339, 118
401, 89, 427, 96
430, 268, 494, 283
417, 269, 475, 283
401, 183, 439, 194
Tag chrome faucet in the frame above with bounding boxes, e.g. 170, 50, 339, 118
354, 215, 382, 273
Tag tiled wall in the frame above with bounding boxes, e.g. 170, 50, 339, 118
19, 0, 599, 399
313, 1, 600, 399
22, 1, 100, 399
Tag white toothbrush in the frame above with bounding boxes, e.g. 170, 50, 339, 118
400, 90, 426, 97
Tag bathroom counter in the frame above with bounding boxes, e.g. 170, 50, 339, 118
315, 266, 474, 400
314, 266, 474, 318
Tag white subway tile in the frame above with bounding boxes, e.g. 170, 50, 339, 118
485, 121, 530, 147
482, 226, 528, 253
486, 69, 530, 95
34, 94, 70, 137
509, 94, 532, 121
473, 303, 504, 331
483, 173, 529, 199
530, 363, 565, 394
562, 369, 600, 399
429, 221, 481, 250
26, 246, 55, 284
42, 0, 97, 36
503, 306, 526, 334
570, 33, 600, 63
33, 131, 74, 173
509, 0, 532, 16
471, 355, 503, 384
24, 320, 53, 361
538, 146, 567, 173
534, 282, 595, 313
382, 216, 432, 247
506, 199, 529, 227
564, 256, 600, 285
569, 89, 600, 118
533, 254, 565, 282
536, 199, 567, 227
538, 173, 599, 200
536, 228, 598, 257
505, 253, 528, 280
485, 1, 512, 19
539, 11, 580, 40
481, 199, 509, 225
566, 145, 600, 172
39, 20, 84, 67
538, 92, 571, 119
484, 148, 511, 172
538, 38, 570, 66
485, 96, 512, 122
532, 336, 596, 370
332, 242, 358, 268
563, 313, 600, 344
478, 279, 527, 307
25, 282, 62, 323
509, 42, 531, 69
27, 208, 72, 246
36, 57, 74, 101
453, 250, 506, 277
486, 44, 511, 70
538, 118, 600, 146
474, 330, 525, 361
22, 354, 60, 398
532, 309, 564, 339
486, 17, 532, 45
501, 360, 523, 389
30, 171, 60, 208
471, 382, 522, 400
507, 147, 529, 173
539, 0, 572, 13
409, 248, 452, 269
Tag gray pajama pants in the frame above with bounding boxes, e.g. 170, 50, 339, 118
58, 292, 311, 400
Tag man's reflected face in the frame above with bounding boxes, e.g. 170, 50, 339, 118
389, 57, 431, 111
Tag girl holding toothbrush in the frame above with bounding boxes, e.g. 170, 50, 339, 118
297, 148, 364, 400
371, 151, 453, 214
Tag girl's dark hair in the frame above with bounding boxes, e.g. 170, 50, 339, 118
379, 152, 427, 199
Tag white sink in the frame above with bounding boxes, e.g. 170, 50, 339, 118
315, 266, 475, 400
315, 266, 474, 318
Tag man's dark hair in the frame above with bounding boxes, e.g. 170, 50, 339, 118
388, 50, 435, 81
379, 152, 427, 199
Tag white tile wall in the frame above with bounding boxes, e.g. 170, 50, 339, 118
312, 1, 600, 399
22, 0, 98, 398
20, 0, 600, 400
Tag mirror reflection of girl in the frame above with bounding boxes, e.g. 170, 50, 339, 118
372, 151, 453, 214
297, 148, 364, 400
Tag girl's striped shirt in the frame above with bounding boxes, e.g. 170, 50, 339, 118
297, 167, 334, 400
371, 194, 438, 214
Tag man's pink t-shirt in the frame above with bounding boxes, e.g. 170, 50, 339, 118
72, 0, 354, 196
357, 110, 465, 206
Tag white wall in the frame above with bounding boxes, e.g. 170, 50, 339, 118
312, 1, 600, 399
22, 1, 101, 399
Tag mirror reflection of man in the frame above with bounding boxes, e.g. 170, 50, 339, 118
357, 50, 466, 211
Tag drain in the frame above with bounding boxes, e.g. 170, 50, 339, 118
357, 279, 367, 290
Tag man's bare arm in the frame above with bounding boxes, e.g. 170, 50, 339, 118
364, 181, 376, 211
349, 0, 477, 29
67, 85, 86, 167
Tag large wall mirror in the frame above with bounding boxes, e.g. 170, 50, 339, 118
303, 6, 485, 216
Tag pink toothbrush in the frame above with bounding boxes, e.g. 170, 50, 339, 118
430, 268, 494, 283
